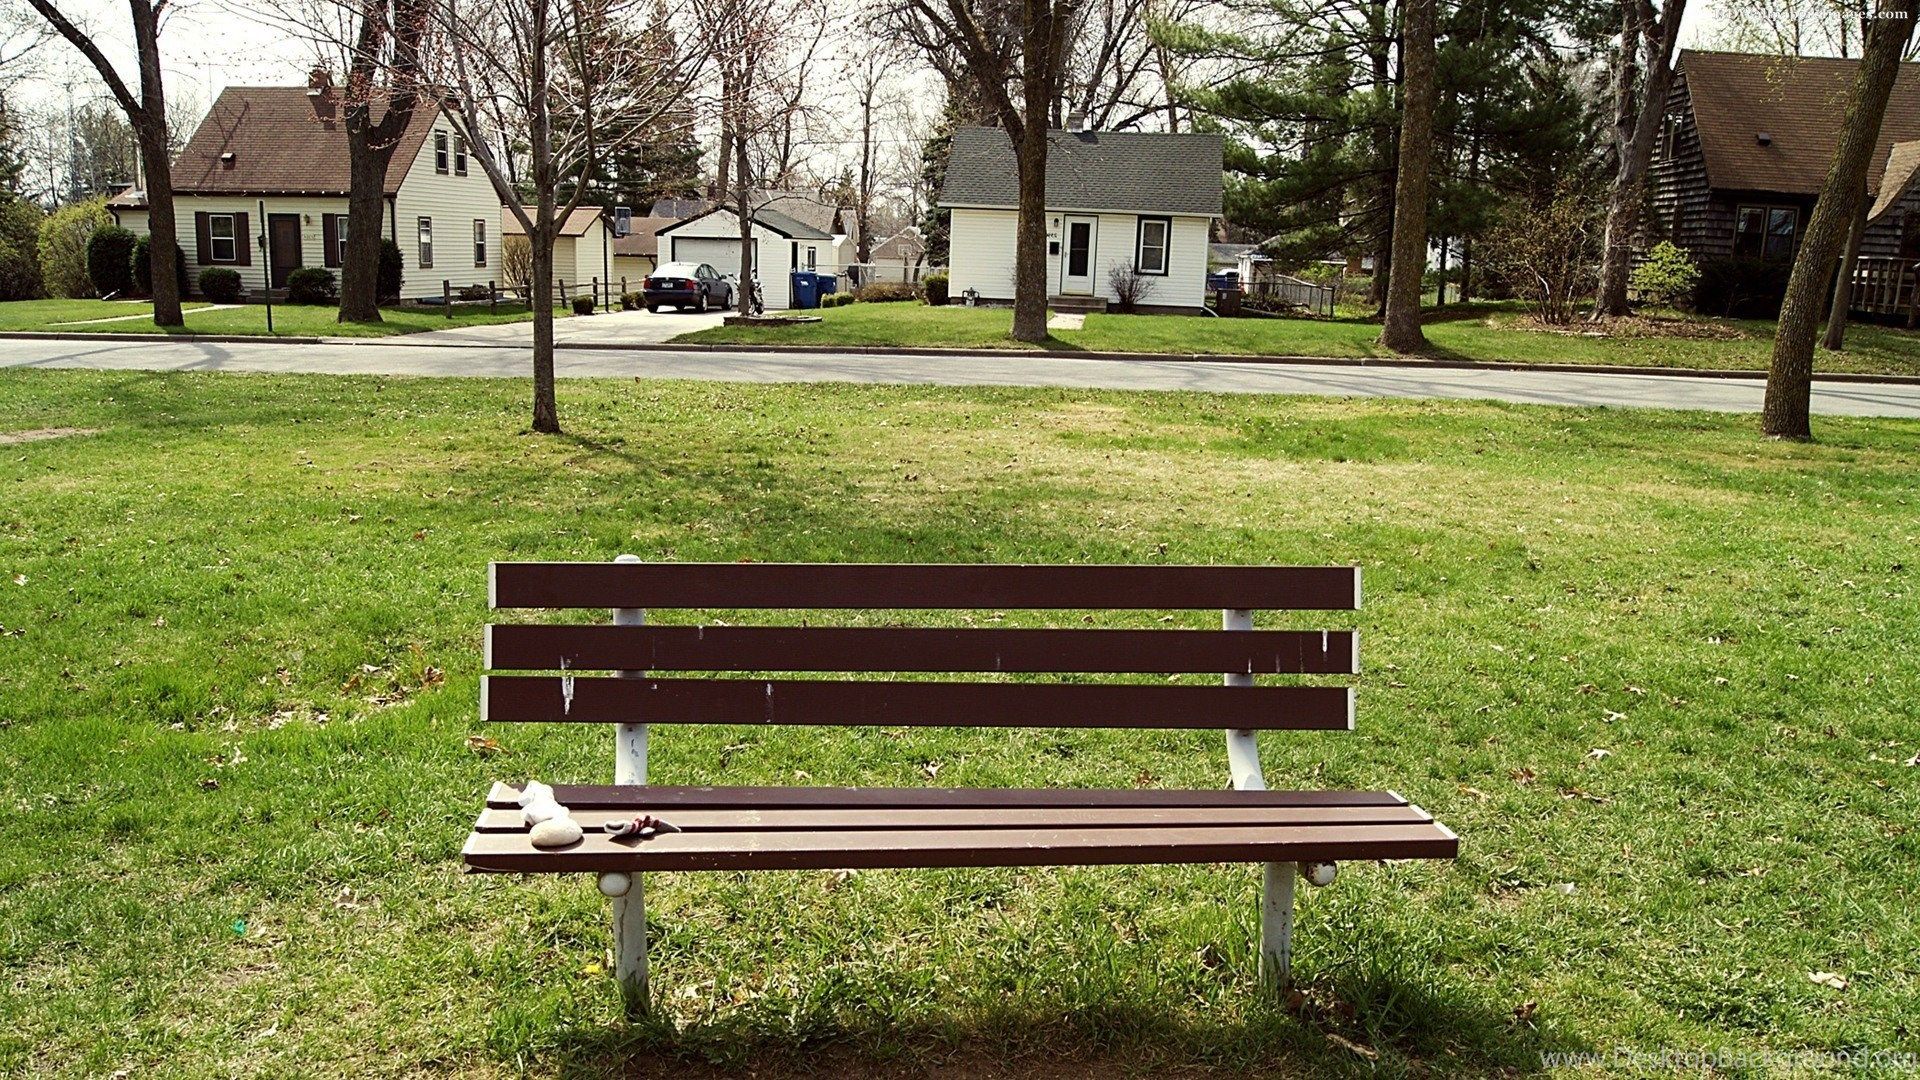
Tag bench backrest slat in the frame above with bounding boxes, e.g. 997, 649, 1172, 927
491, 562, 1360, 610
485, 624, 1358, 675
481, 676, 1354, 730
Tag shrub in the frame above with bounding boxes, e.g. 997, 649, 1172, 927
286, 266, 337, 304
38, 199, 110, 298
88, 225, 137, 297
622, 291, 644, 310
1631, 241, 1701, 309
197, 267, 243, 303
0, 197, 44, 301
1108, 263, 1160, 313
458, 282, 491, 301
1482, 182, 1604, 324
501, 235, 532, 296
378, 238, 404, 301
1693, 257, 1793, 318
923, 272, 949, 306
853, 279, 920, 302
132, 234, 187, 297
571, 294, 595, 315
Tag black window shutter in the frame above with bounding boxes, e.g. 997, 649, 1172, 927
233, 212, 252, 266
194, 212, 211, 265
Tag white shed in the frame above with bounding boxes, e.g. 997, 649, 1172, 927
940, 127, 1224, 314
655, 206, 836, 310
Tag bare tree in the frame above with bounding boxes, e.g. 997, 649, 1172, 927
1592, 0, 1687, 319
26, 0, 184, 325
1763, 0, 1918, 440
1378, 0, 1435, 352
432, 0, 702, 432
1, 3, 52, 98
896, 0, 1081, 341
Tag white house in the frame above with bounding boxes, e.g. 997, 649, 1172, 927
654, 206, 835, 310
864, 227, 929, 283
107, 73, 501, 300
940, 127, 1223, 314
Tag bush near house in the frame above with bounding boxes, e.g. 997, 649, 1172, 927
378, 238, 404, 301
197, 267, 243, 303
571, 294, 595, 315
622, 291, 644, 310
87, 226, 137, 297
1108, 263, 1159, 313
132, 235, 187, 297
923, 272, 949, 306
286, 267, 337, 305
37, 199, 110, 298
0, 197, 44, 301
853, 280, 920, 303
1694, 257, 1793, 318
1631, 241, 1702, 309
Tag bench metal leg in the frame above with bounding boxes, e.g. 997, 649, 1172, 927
612, 555, 649, 1016
1261, 860, 1297, 990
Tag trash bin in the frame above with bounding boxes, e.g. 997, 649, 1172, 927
789, 270, 819, 309
816, 274, 838, 296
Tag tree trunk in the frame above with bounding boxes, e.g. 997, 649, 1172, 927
736, 126, 753, 315
1011, 120, 1051, 342
131, 2, 180, 326
1379, 0, 1435, 353
1593, 0, 1686, 319
1763, 0, 1917, 440
1822, 194, 1867, 351
1368, 10, 1394, 314
530, 227, 558, 433
339, 139, 393, 323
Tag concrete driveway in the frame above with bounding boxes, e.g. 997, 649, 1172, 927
373, 306, 725, 346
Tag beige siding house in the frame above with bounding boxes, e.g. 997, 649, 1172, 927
940, 127, 1223, 313
503, 207, 617, 299
107, 75, 500, 300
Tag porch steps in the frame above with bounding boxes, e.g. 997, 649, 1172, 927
1049, 295, 1108, 314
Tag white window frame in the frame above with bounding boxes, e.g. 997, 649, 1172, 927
473, 219, 487, 267
1136, 216, 1171, 276
434, 131, 449, 174
209, 214, 238, 263
455, 136, 468, 176
335, 215, 349, 267
418, 216, 434, 269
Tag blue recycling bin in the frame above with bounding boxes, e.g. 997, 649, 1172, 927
816, 274, 838, 296
789, 270, 819, 309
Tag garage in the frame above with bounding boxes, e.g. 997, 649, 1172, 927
656, 207, 834, 311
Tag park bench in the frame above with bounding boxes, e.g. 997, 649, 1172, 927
465, 559, 1457, 1009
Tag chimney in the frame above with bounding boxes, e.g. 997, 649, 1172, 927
1066, 109, 1088, 133
307, 66, 338, 125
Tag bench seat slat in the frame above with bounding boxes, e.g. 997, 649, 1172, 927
462, 820, 1458, 873
490, 562, 1361, 611
485, 625, 1359, 675
481, 676, 1355, 730
485, 784, 1410, 811
472, 804, 1435, 833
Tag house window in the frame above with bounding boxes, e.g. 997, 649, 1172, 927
1659, 115, 1676, 161
806, 246, 817, 270
209, 213, 237, 263
434, 131, 449, 174
335, 215, 349, 267
455, 136, 468, 176
418, 216, 433, 269
1136, 216, 1171, 275
1735, 204, 1798, 259
473, 219, 486, 267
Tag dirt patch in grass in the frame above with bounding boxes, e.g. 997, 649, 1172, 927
0, 427, 97, 445
1512, 315, 1749, 342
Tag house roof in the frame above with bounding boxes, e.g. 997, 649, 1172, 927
112, 85, 440, 201
611, 215, 678, 258
871, 229, 925, 260
941, 127, 1224, 216
502, 206, 607, 238
751, 190, 848, 237
1870, 141, 1920, 222
649, 196, 708, 219
657, 205, 833, 240
1680, 49, 1920, 197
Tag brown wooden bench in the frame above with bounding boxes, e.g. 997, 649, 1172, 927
466, 559, 1457, 1011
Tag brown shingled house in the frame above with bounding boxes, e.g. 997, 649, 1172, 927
1645, 50, 1920, 314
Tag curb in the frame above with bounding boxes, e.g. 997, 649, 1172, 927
5, 329, 1918, 387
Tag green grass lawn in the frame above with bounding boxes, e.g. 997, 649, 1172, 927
675, 301, 1920, 376
0, 298, 555, 338
2, 371, 1917, 1076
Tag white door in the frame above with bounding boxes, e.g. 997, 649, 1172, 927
1060, 215, 1097, 294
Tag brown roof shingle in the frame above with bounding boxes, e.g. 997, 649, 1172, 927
1681, 49, 1920, 197
503, 206, 607, 238
160, 86, 440, 196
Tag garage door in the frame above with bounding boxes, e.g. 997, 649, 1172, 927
667, 236, 787, 309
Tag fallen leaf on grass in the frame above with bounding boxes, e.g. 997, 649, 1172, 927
1808, 971, 1849, 991
465, 735, 506, 755
1512, 1000, 1538, 1025
1510, 767, 1537, 786
1586, 748, 1612, 761
1560, 787, 1610, 804
1459, 785, 1490, 801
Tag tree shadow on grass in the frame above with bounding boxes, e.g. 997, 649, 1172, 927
541, 972, 1583, 1079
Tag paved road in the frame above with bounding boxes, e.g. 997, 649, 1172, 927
386, 306, 726, 345
4, 335, 1918, 417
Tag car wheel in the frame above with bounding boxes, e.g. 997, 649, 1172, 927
695, 290, 707, 313
646, 304, 658, 313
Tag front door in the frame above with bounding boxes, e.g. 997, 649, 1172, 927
268, 214, 302, 288
1060, 215, 1097, 294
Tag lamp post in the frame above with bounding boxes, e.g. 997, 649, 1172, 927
258, 198, 273, 334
